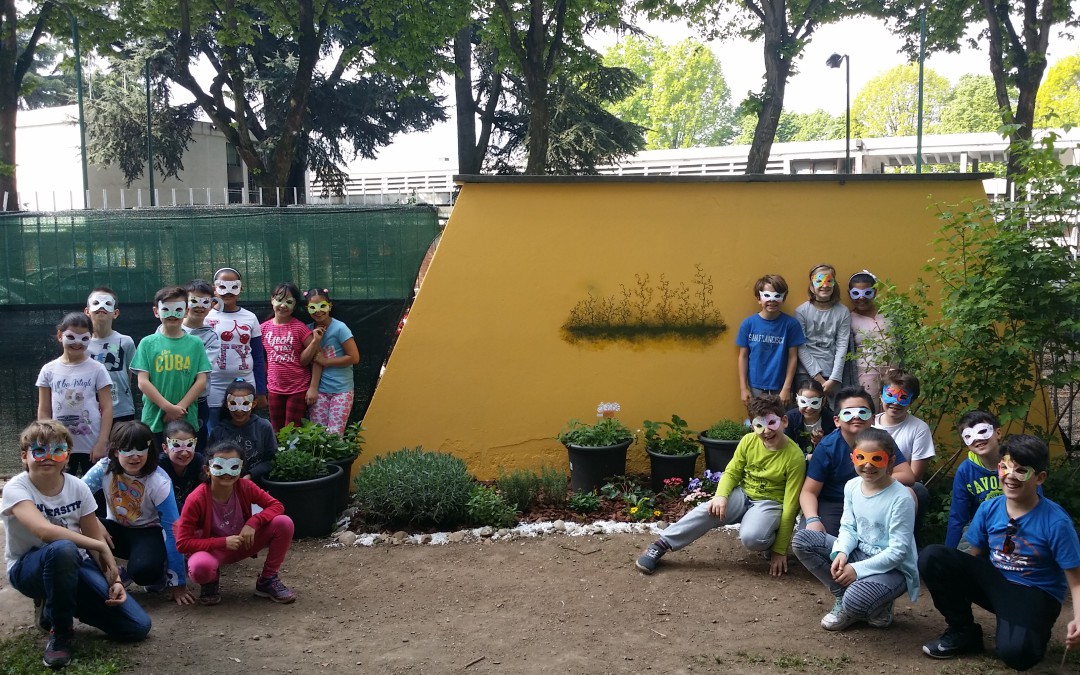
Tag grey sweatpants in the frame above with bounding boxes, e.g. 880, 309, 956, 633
659, 487, 782, 552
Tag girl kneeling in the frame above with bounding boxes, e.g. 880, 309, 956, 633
174, 441, 296, 605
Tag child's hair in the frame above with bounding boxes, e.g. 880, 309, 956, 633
107, 421, 160, 476
19, 419, 73, 453
835, 386, 876, 414
956, 410, 1000, 433
1000, 435, 1049, 473
806, 263, 840, 303
186, 279, 214, 296
163, 419, 197, 439
883, 369, 920, 401
853, 427, 898, 462
57, 311, 93, 335
847, 270, 877, 289
752, 274, 788, 298
213, 267, 242, 281
201, 441, 244, 483
153, 286, 188, 305
267, 281, 303, 320
747, 394, 786, 419
796, 379, 825, 396
87, 286, 118, 307
225, 378, 256, 398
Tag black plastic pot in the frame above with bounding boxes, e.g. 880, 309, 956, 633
564, 440, 632, 492
261, 464, 343, 539
646, 449, 701, 493
699, 434, 739, 473
326, 454, 358, 513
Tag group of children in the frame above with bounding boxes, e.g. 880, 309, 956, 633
636, 263, 1080, 671
6, 274, 361, 667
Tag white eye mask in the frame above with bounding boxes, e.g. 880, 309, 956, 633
216, 280, 242, 295
62, 331, 91, 346
796, 395, 823, 410
759, 291, 785, 302
157, 301, 186, 319
188, 295, 214, 309
87, 293, 116, 313
209, 457, 243, 477
227, 394, 254, 412
961, 423, 995, 446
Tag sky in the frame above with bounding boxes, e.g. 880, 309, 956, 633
348, 15, 1074, 173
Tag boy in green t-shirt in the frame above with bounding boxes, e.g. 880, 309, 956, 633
131, 287, 212, 442
635, 395, 806, 577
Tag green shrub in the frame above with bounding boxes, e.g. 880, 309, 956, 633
704, 419, 747, 440
568, 489, 601, 514
1042, 457, 1080, 530
276, 420, 363, 461
467, 485, 519, 528
539, 465, 568, 505
495, 468, 541, 512
352, 446, 474, 528
268, 448, 328, 481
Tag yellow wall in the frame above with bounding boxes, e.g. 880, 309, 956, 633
360, 177, 988, 479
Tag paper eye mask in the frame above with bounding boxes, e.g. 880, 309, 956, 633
188, 295, 214, 309
838, 407, 873, 423
751, 414, 783, 434
848, 287, 876, 300
851, 448, 890, 469
61, 331, 91, 346
881, 385, 912, 406
812, 272, 835, 289
118, 448, 149, 457
157, 301, 186, 319
272, 297, 296, 309
796, 395, 823, 410
209, 457, 244, 477
998, 455, 1036, 482
215, 280, 242, 295
961, 423, 995, 447
227, 394, 255, 412
307, 301, 330, 314
29, 442, 69, 462
87, 293, 116, 313
759, 291, 785, 302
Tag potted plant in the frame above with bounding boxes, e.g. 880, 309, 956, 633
642, 414, 701, 492
276, 421, 364, 512
557, 402, 635, 492
260, 448, 343, 539
699, 419, 748, 473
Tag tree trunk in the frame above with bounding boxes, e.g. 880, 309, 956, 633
745, 25, 792, 175
0, 0, 19, 210
524, 77, 549, 174
454, 28, 482, 175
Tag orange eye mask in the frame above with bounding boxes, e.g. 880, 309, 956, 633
850, 448, 889, 469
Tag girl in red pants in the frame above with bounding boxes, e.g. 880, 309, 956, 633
174, 441, 296, 605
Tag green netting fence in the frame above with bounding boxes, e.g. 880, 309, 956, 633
0, 205, 440, 475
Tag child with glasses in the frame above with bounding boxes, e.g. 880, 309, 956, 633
2, 420, 150, 668
792, 428, 919, 631
131, 287, 212, 449
785, 379, 836, 459
736, 274, 806, 407
304, 288, 359, 435
159, 419, 204, 512
205, 267, 267, 436
795, 263, 851, 405
182, 279, 221, 451
847, 270, 891, 395
82, 421, 193, 605
919, 435, 1080, 670
635, 395, 805, 578
207, 379, 277, 483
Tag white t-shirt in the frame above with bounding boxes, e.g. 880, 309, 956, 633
874, 412, 936, 462
205, 307, 262, 407
35, 358, 112, 455
1, 472, 98, 573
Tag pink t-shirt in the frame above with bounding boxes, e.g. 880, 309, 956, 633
260, 317, 312, 395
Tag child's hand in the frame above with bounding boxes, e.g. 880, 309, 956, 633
829, 552, 847, 579
811, 427, 824, 445
254, 395, 268, 410
105, 580, 127, 606
779, 389, 791, 406
707, 496, 727, 521
312, 326, 326, 342
314, 354, 327, 367
768, 552, 787, 577
91, 440, 108, 462
823, 379, 839, 397
239, 525, 256, 549
171, 586, 196, 606
164, 403, 187, 423
225, 535, 243, 551
305, 387, 319, 406
740, 387, 751, 404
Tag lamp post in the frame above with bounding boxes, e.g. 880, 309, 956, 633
55, 4, 89, 207
826, 53, 850, 174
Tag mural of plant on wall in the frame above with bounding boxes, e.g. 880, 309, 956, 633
562, 264, 727, 344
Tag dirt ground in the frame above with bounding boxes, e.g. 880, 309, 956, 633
0, 525, 1076, 675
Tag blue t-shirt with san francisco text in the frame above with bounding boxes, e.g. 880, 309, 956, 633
735, 312, 805, 391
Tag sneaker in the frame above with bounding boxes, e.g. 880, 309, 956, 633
867, 601, 894, 628
198, 580, 221, 606
635, 543, 666, 574
254, 575, 297, 604
821, 597, 857, 631
923, 623, 984, 659
42, 628, 74, 668
33, 599, 50, 632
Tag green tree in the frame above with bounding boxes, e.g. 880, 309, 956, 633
1035, 54, 1080, 128
733, 109, 844, 144
850, 64, 950, 137
604, 36, 735, 149
938, 74, 1008, 134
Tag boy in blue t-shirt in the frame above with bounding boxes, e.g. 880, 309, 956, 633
919, 435, 1080, 670
736, 274, 805, 407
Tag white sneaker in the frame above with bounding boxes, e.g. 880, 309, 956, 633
867, 601, 894, 628
821, 597, 857, 631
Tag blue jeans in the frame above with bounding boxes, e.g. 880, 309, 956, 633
8, 541, 151, 641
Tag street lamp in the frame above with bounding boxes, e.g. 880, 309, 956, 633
54, 3, 89, 206
826, 53, 850, 174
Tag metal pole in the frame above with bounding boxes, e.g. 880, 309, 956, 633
916, 6, 927, 173
67, 11, 88, 207
145, 60, 155, 206
844, 56, 851, 174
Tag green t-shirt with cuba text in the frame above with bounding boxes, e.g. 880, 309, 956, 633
130, 332, 212, 432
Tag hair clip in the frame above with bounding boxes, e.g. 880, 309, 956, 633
322, 288, 328, 293
233, 377, 246, 383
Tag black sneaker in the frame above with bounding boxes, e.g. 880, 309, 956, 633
923, 623, 984, 659
635, 543, 666, 574
43, 628, 74, 668
34, 599, 50, 632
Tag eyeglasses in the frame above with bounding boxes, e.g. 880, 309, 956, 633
837, 407, 873, 422
29, 442, 69, 462
1002, 517, 1019, 555
848, 287, 876, 300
